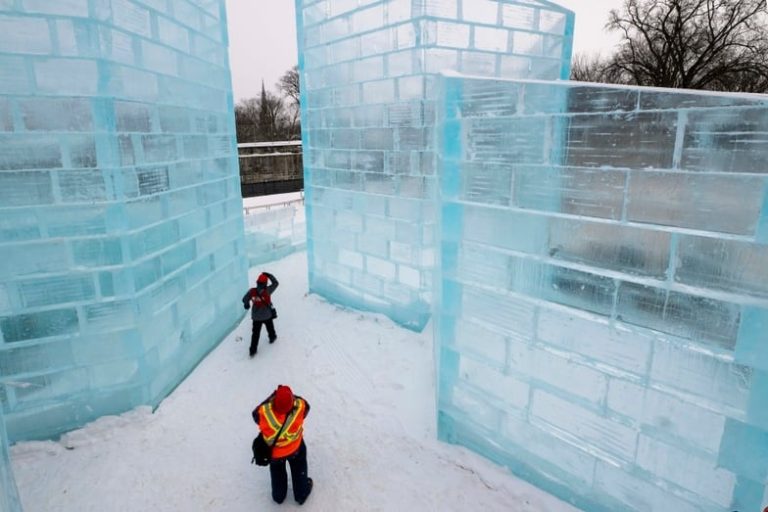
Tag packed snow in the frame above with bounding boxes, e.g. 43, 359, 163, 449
10, 252, 579, 512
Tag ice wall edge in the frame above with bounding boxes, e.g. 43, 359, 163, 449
435, 73, 768, 512
0, 0, 248, 449
295, 0, 575, 332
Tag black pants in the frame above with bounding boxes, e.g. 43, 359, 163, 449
269, 441, 310, 503
250, 319, 276, 352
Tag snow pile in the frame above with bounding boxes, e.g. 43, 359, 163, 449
10, 252, 577, 512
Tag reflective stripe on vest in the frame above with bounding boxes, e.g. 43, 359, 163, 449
259, 398, 306, 451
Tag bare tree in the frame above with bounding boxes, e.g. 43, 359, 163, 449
234, 89, 286, 142
277, 66, 301, 139
235, 97, 260, 142
570, 53, 621, 83
602, 0, 768, 92
718, 69, 768, 93
258, 81, 285, 140
234, 67, 302, 142
277, 65, 300, 106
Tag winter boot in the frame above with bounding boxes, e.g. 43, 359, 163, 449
297, 478, 313, 505
269, 335, 277, 344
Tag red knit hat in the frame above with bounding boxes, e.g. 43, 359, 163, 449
273, 385, 293, 414
257, 273, 269, 284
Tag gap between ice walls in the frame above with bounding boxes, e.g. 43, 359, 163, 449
0, 0, 248, 453
434, 76, 768, 511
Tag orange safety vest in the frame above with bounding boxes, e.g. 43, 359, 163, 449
258, 397, 307, 459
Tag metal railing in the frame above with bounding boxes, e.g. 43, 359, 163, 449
243, 193, 305, 216
237, 140, 302, 149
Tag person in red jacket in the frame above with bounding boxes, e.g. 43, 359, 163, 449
253, 385, 313, 505
242, 272, 278, 357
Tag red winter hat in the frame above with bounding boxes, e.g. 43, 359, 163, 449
257, 273, 269, 284
273, 385, 294, 414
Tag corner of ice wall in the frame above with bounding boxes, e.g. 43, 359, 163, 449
434, 74, 768, 512
294, 0, 575, 332
0, 0, 248, 444
309, 275, 431, 331
0, 410, 21, 512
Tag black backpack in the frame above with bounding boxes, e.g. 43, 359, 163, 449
251, 434, 271, 466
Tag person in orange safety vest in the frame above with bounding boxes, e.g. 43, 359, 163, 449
252, 385, 313, 505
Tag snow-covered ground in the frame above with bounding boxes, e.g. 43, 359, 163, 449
10, 252, 579, 512
242, 192, 303, 210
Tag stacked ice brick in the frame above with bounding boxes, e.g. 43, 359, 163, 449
436, 75, 768, 512
0, 410, 21, 512
0, 0, 247, 443
295, 0, 574, 329
244, 204, 307, 266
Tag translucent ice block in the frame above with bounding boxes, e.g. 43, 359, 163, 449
0, 0, 247, 453
0, 411, 21, 512
243, 203, 307, 266
295, 0, 575, 329
436, 75, 768, 511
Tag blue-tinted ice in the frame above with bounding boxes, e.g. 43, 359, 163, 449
0, 410, 20, 512
436, 75, 768, 512
295, 0, 575, 329
244, 205, 307, 266
0, 0, 247, 455
1, 1, 766, 511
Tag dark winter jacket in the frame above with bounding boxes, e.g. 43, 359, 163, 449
242, 273, 279, 321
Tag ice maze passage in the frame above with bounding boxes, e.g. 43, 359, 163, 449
0, 0, 247, 445
436, 75, 768, 512
295, 0, 574, 329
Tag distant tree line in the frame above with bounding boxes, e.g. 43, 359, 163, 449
235, 66, 300, 143
571, 0, 768, 93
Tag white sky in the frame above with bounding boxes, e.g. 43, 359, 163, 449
225, 0, 624, 102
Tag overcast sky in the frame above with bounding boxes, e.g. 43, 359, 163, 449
225, 0, 624, 102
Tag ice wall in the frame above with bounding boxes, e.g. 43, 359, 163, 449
244, 204, 307, 266
436, 75, 768, 512
295, 0, 574, 329
0, 411, 21, 512
0, 0, 247, 444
